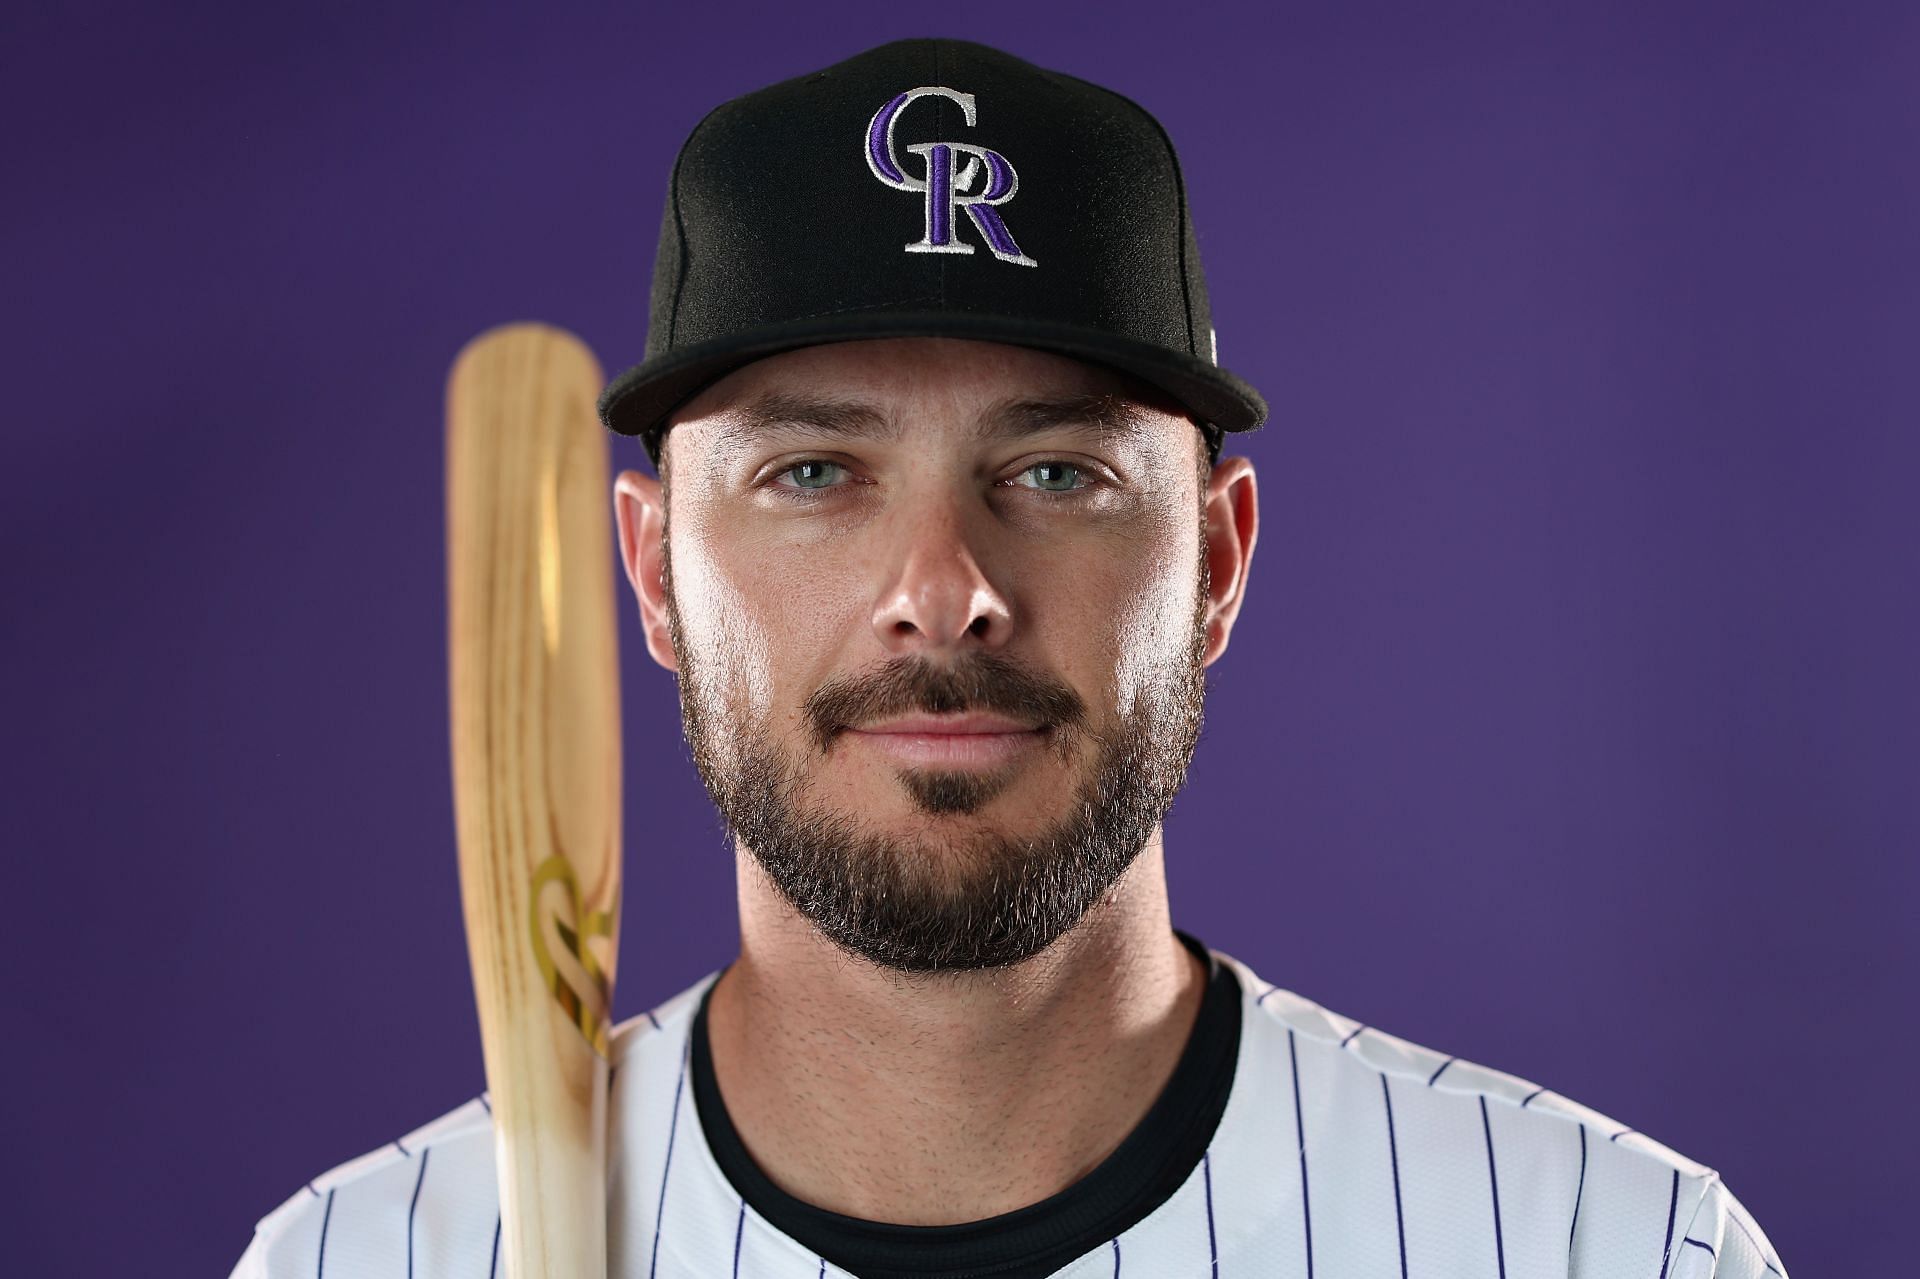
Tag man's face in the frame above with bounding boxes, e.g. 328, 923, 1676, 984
644, 337, 1220, 972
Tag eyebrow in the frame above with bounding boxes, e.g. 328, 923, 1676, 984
711, 389, 1165, 463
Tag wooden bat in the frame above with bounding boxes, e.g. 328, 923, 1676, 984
445, 322, 622, 1279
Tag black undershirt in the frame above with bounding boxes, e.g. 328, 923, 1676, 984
690, 930, 1242, 1279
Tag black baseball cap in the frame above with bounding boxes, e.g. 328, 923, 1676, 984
597, 37, 1268, 467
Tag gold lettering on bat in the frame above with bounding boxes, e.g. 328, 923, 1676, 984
529, 855, 618, 1058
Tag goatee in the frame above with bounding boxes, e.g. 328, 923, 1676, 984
665, 539, 1210, 973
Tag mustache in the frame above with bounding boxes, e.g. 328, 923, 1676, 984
804, 652, 1087, 753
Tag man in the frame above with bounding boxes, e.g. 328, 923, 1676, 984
233, 37, 1789, 1278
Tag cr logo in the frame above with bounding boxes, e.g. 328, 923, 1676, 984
864, 86, 1038, 267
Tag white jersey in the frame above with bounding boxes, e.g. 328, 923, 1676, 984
231, 942, 1788, 1277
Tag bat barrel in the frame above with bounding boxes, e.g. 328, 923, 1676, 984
446, 322, 622, 1279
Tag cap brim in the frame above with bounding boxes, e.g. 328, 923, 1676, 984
597, 310, 1268, 459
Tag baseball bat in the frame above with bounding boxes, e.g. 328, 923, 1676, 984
445, 322, 622, 1278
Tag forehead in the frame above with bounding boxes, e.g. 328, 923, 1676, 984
663, 337, 1192, 464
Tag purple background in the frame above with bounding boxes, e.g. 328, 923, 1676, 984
7, 2, 1911, 1273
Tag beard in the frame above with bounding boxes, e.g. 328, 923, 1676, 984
661, 527, 1211, 973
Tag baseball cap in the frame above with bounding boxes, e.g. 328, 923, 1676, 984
597, 37, 1269, 467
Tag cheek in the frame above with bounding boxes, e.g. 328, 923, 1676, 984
668, 536, 776, 716
1044, 516, 1200, 720
671, 531, 855, 729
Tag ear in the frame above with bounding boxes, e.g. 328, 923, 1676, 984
1200, 456, 1259, 665
612, 469, 679, 672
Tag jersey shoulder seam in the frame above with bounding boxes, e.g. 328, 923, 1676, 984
608, 970, 720, 1064
251, 971, 720, 1244
1216, 948, 1724, 1186
245, 1093, 494, 1243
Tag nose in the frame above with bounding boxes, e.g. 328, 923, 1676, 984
870, 500, 1014, 656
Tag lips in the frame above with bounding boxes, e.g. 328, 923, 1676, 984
856, 713, 1042, 735
843, 714, 1047, 768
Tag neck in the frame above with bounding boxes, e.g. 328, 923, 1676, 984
703, 831, 1205, 1225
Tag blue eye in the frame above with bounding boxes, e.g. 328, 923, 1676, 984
766, 459, 1095, 497
1016, 461, 1087, 492
775, 460, 848, 490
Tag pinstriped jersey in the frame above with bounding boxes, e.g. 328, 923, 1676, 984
229, 945, 1790, 1277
